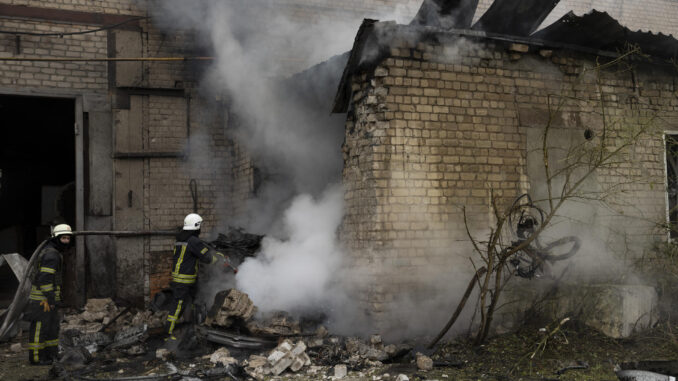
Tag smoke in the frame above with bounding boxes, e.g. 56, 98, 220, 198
235, 185, 345, 312
234, 184, 371, 334
149, 0, 423, 335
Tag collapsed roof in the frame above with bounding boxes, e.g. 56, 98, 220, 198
333, 0, 678, 113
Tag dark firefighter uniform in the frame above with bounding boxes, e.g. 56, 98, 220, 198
165, 235, 225, 338
25, 240, 65, 364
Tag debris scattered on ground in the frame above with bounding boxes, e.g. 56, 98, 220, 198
208, 347, 238, 366
205, 288, 256, 327
416, 352, 433, 371
247, 310, 302, 336
156, 348, 171, 361
62, 298, 165, 334
267, 339, 311, 375
334, 363, 348, 378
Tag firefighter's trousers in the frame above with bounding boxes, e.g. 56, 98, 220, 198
164, 284, 196, 338
27, 308, 60, 365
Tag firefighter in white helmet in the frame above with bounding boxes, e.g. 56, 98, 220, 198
164, 213, 236, 344
25, 224, 73, 365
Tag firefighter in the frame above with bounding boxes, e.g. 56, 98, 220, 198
164, 213, 235, 343
25, 224, 72, 365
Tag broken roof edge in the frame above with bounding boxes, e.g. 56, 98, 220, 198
332, 16, 678, 114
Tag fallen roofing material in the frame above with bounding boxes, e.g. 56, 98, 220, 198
196, 326, 277, 349
532, 10, 678, 60
472, 0, 560, 36
410, 0, 479, 29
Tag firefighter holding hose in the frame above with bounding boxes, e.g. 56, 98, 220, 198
164, 213, 237, 344
25, 224, 73, 365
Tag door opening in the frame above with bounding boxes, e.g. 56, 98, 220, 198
0, 95, 75, 307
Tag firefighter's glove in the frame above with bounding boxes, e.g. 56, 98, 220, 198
216, 252, 238, 274
40, 300, 52, 312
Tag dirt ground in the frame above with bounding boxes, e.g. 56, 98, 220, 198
1, 320, 677, 381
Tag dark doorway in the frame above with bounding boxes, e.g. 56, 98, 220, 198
0, 95, 75, 307
667, 134, 678, 239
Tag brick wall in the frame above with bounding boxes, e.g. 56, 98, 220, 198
143, 91, 234, 303
0, 18, 108, 91
0, 0, 145, 15
341, 32, 676, 328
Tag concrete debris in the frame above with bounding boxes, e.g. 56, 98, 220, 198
316, 325, 329, 337
246, 354, 268, 368
109, 324, 148, 349
266, 339, 311, 376
209, 347, 239, 366
123, 344, 146, 356
10, 343, 21, 352
244, 354, 272, 380
416, 353, 433, 371
246, 311, 301, 336
61, 329, 112, 350
334, 364, 348, 379
345, 336, 388, 361
60, 345, 93, 366
156, 348, 171, 361
62, 298, 166, 334
307, 337, 324, 348
396, 375, 409, 381
205, 289, 256, 327
84, 298, 116, 314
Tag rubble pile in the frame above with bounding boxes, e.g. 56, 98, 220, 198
8, 292, 426, 380
306, 333, 412, 370
205, 288, 256, 327
61, 298, 166, 333
244, 339, 311, 379
247, 311, 302, 336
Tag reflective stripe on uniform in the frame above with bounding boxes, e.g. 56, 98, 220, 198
166, 300, 183, 334
173, 245, 187, 274
39, 267, 56, 274
30, 287, 47, 301
32, 322, 42, 362
200, 247, 208, 254
40, 284, 54, 291
45, 339, 59, 347
170, 277, 196, 284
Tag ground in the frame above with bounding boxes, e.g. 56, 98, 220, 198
2, 320, 678, 381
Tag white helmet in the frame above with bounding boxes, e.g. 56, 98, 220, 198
183, 213, 203, 231
52, 224, 73, 237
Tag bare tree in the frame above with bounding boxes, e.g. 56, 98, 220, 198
430, 47, 663, 347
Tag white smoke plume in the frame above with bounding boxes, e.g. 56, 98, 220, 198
149, 0, 421, 335
235, 185, 352, 317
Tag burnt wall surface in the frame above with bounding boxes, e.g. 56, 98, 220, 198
340, 34, 677, 328
0, 0, 239, 306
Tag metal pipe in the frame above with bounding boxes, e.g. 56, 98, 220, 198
74, 230, 177, 237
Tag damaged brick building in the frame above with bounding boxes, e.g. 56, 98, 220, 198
1, 0, 678, 336
0, 0, 433, 310
336, 0, 678, 329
